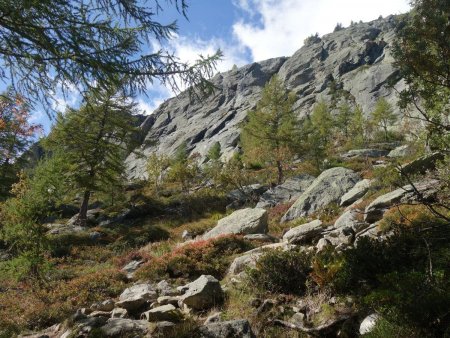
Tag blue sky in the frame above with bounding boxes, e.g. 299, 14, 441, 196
23, 0, 412, 133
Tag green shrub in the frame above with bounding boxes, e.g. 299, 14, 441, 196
246, 249, 312, 295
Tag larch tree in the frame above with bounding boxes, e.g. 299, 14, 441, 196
371, 98, 397, 141
241, 75, 300, 184
0, 0, 222, 110
47, 86, 138, 226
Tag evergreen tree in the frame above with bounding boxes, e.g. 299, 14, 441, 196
0, 0, 222, 110
335, 101, 353, 139
207, 142, 222, 161
241, 75, 300, 184
348, 105, 368, 147
371, 98, 397, 141
47, 86, 138, 226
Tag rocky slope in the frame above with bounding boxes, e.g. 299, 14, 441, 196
125, 15, 404, 180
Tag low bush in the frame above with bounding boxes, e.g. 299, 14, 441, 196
136, 235, 253, 280
246, 249, 312, 295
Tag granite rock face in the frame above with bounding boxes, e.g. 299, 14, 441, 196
125, 17, 404, 180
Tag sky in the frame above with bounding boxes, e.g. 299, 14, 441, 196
27, 0, 412, 133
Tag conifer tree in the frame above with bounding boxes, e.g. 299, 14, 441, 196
47, 86, 138, 226
371, 98, 397, 141
241, 75, 300, 184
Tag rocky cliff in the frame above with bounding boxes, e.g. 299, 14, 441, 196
125, 15, 404, 180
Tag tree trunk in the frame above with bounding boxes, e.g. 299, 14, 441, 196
77, 190, 91, 226
276, 160, 283, 185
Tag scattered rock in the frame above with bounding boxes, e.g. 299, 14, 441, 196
340, 179, 372, 206
89, 310, 111, 318
182, 230, 192, 241
156, 280, 178, 296
202, 208, 268, 240
204, 312, 222, 325
141, 304, 182, 322
316, 238, 331, 252
157, 295, 180, 306
116, 283, 158, 311
243, 233, 277, 242
341, 148, 389, 159
256, 174, 315, 208
100, 318, 149, 337
91, 299, 115, 312
121, 260, 144, 279
282, 220, 324, 244
179, 275, 224, 310
197, 319, 256, 338
111, 308, 128, 318
359, 313, 380, 335
282, 167, 360, 222
227, 184, 268, 205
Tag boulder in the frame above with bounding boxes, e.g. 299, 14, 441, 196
341, 149, 389, 159
116, 283, 157, 311
364, 180, 438, 223
387, 144, 413, 158
359, 313, 380, 335
228, 242, 295, 276
204, 312, 222, 325
282, 220, 324, 244
179, 275, 224, 310
256, 174, 315, 208
100, 318, 149, 337
157, 296, 180, 306
340, 179, 372, 206
399, 152, 444, 175
316, 238, 332, 252
281, 167, 360, 222
196, 319, 256, 338
156, 280, 178, 296
141, 304, 182, 322
202, 208, 268, 240
227, 184, 268, 204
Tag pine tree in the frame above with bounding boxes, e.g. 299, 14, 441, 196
335, 101, 353, 139
47, 86, 138, 226
241, 75, 300, 184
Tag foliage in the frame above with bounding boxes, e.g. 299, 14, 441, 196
46, 86, 138, 225
167, 154, 201, 193
0, 0, 222, 110
136, 235, 253, 280
348, 104, 369, 148
0, 90, 41, 199
393, 0, 450, 151
334, 101, 353, 139
207, 141, 222, 161
370, 98, 398, 141
241, 75, 301, 184
0, 154, 71, 279
146, 153, 170, 192
246, 249, 312, 295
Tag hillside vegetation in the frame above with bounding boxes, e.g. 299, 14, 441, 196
0, 1, 449, 337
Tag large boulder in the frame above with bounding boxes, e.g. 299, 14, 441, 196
340, 179, 372, 206
256, 174, 315, 208
179, 275, 224, 310
282, 167, 360, 222
228, 184, 269, 204
399, 152, 444, 175
359, 313, 380, 335
282, 220, 324, 244
196, 319, 256, 338
388, 144, 413, 158
202, 208, 268, 240
116, 284, 158, 311
364, 179, 438, 223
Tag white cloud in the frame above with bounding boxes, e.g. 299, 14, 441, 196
232, 0, 411, 61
